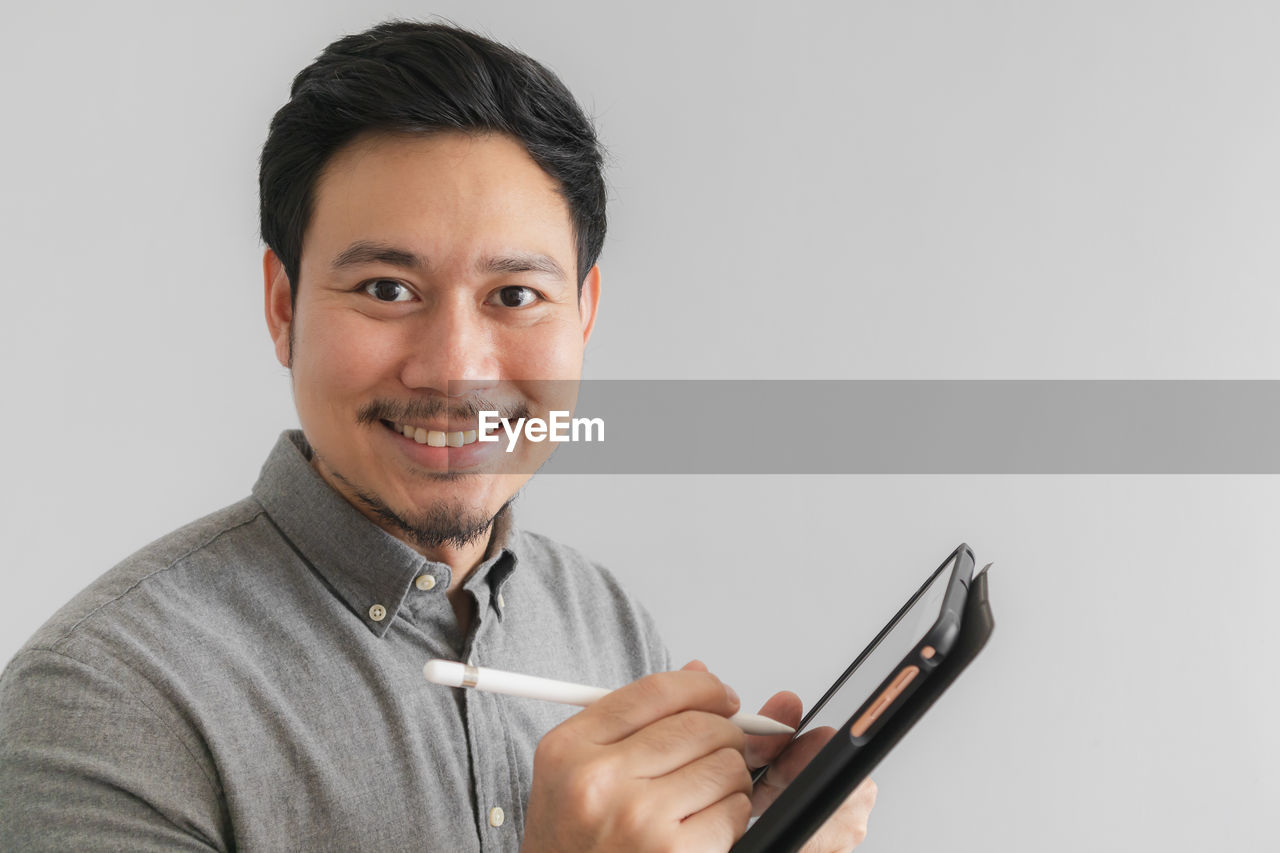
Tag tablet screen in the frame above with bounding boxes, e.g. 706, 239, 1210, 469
798, 552, 957, 736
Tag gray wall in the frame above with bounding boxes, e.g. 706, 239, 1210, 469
3, 2, 1277, 850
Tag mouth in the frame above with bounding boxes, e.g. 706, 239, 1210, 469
379, 419, 499, 448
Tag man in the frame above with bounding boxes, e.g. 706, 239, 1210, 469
0, 21, 874, 851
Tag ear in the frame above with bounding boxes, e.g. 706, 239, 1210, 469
578, 264, 601, 345
263, 249, 293, 368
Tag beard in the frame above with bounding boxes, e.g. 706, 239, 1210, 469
317, 451, 508, 551
352, 485, 505, 551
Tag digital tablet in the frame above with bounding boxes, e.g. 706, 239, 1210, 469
730, 544, 995, 853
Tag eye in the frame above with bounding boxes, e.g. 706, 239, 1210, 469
362, 279, 415, 302
493, 286, 541, 308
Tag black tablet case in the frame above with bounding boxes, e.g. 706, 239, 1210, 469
730, 569, 995, 853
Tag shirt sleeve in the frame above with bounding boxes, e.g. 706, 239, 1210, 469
0, 647, 230, 852
638, 598, 673, 674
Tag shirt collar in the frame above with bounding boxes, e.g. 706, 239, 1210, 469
465, 506, 519, 621
251, 431, 521, 636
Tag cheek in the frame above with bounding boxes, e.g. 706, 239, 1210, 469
294, 312, 404, 401
502, 320, 586, 378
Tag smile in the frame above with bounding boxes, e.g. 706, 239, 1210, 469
384, 420, 495, 448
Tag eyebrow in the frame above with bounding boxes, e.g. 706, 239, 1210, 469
331, 241, 425, 271
330, 240, 568, 282
479, 253, 567, 281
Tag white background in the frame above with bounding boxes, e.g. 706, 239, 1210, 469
3, 1, 1278, 850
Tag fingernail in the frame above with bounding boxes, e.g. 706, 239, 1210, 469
725, 684, 740, 707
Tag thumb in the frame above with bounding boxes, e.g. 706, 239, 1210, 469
744, 690, 802, 770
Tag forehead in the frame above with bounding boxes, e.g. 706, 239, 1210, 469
304, 130, 576, 273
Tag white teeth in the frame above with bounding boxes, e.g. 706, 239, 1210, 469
392, 422, 483, 446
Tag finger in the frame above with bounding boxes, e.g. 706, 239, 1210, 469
652, 745, 752, 823
796, 776, 878, 852
744, 690, 802, 769
679, 791, 753, 851
581, 669, 741, 745
618, 709, 747, 778
750, 726, 836, 814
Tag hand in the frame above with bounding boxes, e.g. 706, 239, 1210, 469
744, 691, 878, 851
521, 661, 754, 853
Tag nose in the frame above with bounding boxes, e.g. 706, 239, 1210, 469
397, 293, 500, 398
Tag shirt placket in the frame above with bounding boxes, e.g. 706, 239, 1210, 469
462, 589, 522, 853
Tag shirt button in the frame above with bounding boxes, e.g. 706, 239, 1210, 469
368, 604, 387, 622
488, 806, 505, 828
415, 574, 437, 592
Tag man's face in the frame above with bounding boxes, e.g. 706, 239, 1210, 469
265, 131, 598, 553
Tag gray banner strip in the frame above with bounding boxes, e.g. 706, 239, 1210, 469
523, 380, 1280, 474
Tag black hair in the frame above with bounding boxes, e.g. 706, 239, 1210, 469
259, 20, 606, 300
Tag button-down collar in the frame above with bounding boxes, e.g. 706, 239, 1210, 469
252, 432, 425, 637
465, 506, 519, 622
251, 431, 521, 636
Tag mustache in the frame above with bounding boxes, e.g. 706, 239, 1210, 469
356, 396, 531, 426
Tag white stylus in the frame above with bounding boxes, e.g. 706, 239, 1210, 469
423, 659, 795, 737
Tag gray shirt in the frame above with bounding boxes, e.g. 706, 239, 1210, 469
0, 431, 669, 852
